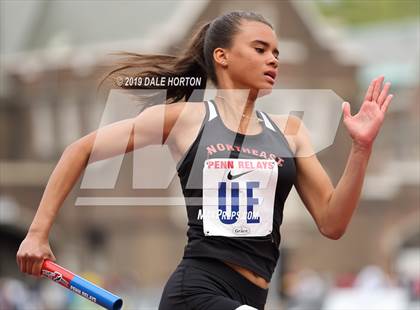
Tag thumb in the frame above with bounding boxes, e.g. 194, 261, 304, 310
47, 252, 56, 262
342, 102, 351, 119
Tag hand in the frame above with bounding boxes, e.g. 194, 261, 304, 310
342, 76, 393, 150
16, 233, 56, 278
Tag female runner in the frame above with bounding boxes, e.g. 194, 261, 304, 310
17, 11, 393, 310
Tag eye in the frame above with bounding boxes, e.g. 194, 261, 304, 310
255, 47, 265, 54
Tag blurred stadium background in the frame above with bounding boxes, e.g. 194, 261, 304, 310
0, 0, 419, 309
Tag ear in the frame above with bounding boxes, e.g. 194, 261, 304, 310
213, 47, 228, 67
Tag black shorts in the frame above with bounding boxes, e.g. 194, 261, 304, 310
158, 257, 269, 310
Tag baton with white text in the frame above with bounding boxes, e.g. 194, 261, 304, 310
41, 260, 123, 310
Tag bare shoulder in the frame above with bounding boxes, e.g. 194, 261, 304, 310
159, 101, 206, 164
138, 100, 205, 144
163, 100, 206, 138
169, 100, 206, 125
266, 113, 316, 159
266, 113, 300, 154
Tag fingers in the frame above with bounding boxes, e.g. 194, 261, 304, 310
49, 253, 57, 262
342, 102, 351, 119
17, 254, 45, 277
17, 256, 24, 273
17, 251, 27, 273
16, 253, 21, 271
364, 78, 376, 102
26, 258, 34, 275
16, 237, 54, 277
372, 76, 384, 102
31, 258, 43, 278
25, 258, 32, 276
381, 94, 394, 114
377, 82, 391, 107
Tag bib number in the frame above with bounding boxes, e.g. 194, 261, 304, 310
202, 158, 278, 237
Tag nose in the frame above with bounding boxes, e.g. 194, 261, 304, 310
268, 55, 278, 68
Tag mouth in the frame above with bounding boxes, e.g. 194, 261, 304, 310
263, 70, 277, 84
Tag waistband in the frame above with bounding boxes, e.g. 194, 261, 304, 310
180, 257, 269, 303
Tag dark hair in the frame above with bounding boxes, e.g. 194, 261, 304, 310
98, 11, 273, 110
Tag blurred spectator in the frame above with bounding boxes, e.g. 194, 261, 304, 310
286, 268, 327, 310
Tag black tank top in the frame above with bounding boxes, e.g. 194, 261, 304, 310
176, 99, 296, 282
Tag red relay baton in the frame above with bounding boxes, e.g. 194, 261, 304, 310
41, 260, 123, 310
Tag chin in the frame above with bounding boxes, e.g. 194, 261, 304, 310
256, 87, 273, 97
245, 82, 274, 98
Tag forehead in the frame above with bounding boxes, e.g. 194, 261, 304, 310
234, 20, 278, 45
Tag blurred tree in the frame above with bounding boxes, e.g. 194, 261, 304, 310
316, 0, 419, 26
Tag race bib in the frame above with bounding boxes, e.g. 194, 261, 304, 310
202, 158, 278, 237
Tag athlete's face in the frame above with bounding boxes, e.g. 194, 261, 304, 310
224, 20, 279, 95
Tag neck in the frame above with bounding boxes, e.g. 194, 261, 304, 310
214, 89, 258, 120
214, 90, 263, 135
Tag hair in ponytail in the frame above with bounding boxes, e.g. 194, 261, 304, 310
98, 11, 272, 111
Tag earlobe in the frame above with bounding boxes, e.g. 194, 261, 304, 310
213, 48, 228, 67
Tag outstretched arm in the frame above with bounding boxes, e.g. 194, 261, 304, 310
293, 76, 393, 239
25, 101, 187, 238
17, 101, 186, 276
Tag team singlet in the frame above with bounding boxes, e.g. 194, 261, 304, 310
176, 99, 296, 282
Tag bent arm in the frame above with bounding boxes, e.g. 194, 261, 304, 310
293, 76, 391, 239
274, 114, 371, 240
294, 144, 371, 240
27, 102, 185, 239
320, 143, 371, 238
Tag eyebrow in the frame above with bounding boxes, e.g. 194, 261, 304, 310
251, 40, 279, 55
